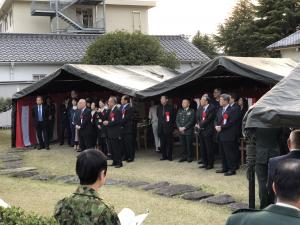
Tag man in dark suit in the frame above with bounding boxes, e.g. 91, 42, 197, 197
103, 96, 123, 168
176, 99, 195, 163
59, 97, 71, 146
214, 94, 238, 176
120, 95, 135, 162
197, 94, 216, 169
32, 96, 50, 150
226, 159, 300, 225
229, 93, 242, 168
157, 95, 175, 161
76, 99, 93, 151
267, 129, 300, 204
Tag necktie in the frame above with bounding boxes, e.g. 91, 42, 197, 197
222, 107, 225, 115
38, 105, 43, 121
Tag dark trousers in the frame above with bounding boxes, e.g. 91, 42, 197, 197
108, 138, 122, 165
48, 119, 55, 141
199, 135, 214, 167
219, 141, 237, 172
70, 124, 76, 145
179, 134, 192, 160
36, 122, 49, 148
79, 131, 93, 151
256, 163, 271, 209
122, 133, 135, 160
97, 133, 108, 156
160, 132, 173, 160
60, 121, 71, 145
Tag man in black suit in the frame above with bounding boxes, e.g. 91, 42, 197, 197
32, 96, 50, 150
120, 95, 135, 162
267, 129, 300, 204
214, 94, 238, 176
76, 99, 93, 151
229, 93, 242, 168
197, 94, 216, 169
157, 95, 175, 161
103, 96, 123, 168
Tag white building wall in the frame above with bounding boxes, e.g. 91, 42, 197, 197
13, 64, 61, 81
176, 62, 201, 73
280, 48, 300, 63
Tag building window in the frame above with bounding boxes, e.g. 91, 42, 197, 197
9, 11, 12, 27
4, 17, 8, 31
132, 11, 141, 32
76, 8, 93, 28
32, 74, 46, 81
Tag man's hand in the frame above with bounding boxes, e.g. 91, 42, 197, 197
215, 126, 221, 132
103, 121, 109, 126
76, 125, 80, 130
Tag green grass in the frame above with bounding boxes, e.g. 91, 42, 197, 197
0, 129, 253, 225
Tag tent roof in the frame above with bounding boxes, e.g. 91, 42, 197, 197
12, 64, 179, 99
136, 56, 298, 98
245, 64, 300, 129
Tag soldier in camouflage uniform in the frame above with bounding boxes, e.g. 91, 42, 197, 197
176, 99, 195, 162
54, 149, 120, 225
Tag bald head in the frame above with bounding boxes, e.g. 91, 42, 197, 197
288, 130, 300, 150
78, 99, 86, 110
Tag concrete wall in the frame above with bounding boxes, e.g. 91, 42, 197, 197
0, 63, 61, 98
0, 0, 151, 34
280, 48, 300, 63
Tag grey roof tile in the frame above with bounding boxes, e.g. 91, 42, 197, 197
267, 30, 300, 50
0, 33, 209, 63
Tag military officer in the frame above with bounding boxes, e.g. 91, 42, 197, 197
54, 149, 120, 225
226, 159, 300, 225
176, 99, 195, 162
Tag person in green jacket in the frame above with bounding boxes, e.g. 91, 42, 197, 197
226, 158, 300, 225
54, 149, 120, 225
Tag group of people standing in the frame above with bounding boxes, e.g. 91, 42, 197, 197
32, 91, 136, 168
149, 89, 248, 176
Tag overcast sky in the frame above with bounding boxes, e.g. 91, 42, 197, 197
148, 0, 239, 37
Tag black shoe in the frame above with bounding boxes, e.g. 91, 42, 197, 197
168, 158, 173, 161
127, 159, 134, 163
160, 157, 167, 161
206, 166, 213, 170
115, 164, 123, 168
59, 143, 64, 145
178, 158, 187, 163
197, 161, 203, 164
187, 159, 193, 163
45, 147, 50, 150
199, 165, 207, 169
224, 171, 236, 176
216, 169, 228, 173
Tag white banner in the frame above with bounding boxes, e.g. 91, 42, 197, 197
21, 106, 31, 147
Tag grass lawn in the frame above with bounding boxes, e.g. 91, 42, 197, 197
0, 129, 253, 225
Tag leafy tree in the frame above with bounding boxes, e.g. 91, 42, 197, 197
192, 31, 218, 58
214, 0, 258, 56
214, 0, 300, 56
83, 31, 179, 70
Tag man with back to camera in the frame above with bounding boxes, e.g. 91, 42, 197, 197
225, 158, 300, 225
32, 96, 50, 150
268, 129, 300, 204
54, 149, 121, 225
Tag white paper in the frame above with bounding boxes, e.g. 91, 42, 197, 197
0, 198, 10, 208
118, 208, 148, 225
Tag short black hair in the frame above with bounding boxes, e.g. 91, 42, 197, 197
290, 129, 300, 149
76, 149, 107, 185
274, 159, 300, 202
161, 95, 168, 99
122, 95, 130, 103
229, 93, 238, 101
36, 95, 43, 100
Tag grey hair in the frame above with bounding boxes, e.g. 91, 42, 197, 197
201, 94, 210, 102
220, 94, 230, 102
109, 96, 118, 104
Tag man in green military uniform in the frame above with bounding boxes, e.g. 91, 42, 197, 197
176, 99, 195, 162
226, 159, 300, 225
54, 149, 120, 225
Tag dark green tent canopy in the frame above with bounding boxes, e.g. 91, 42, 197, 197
245, 65, 300, 129
136, 56, 297, 98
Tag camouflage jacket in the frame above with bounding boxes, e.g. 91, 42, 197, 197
54, 186, 121, 225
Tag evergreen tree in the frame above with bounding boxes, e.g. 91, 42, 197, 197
192, 31, 218, 59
